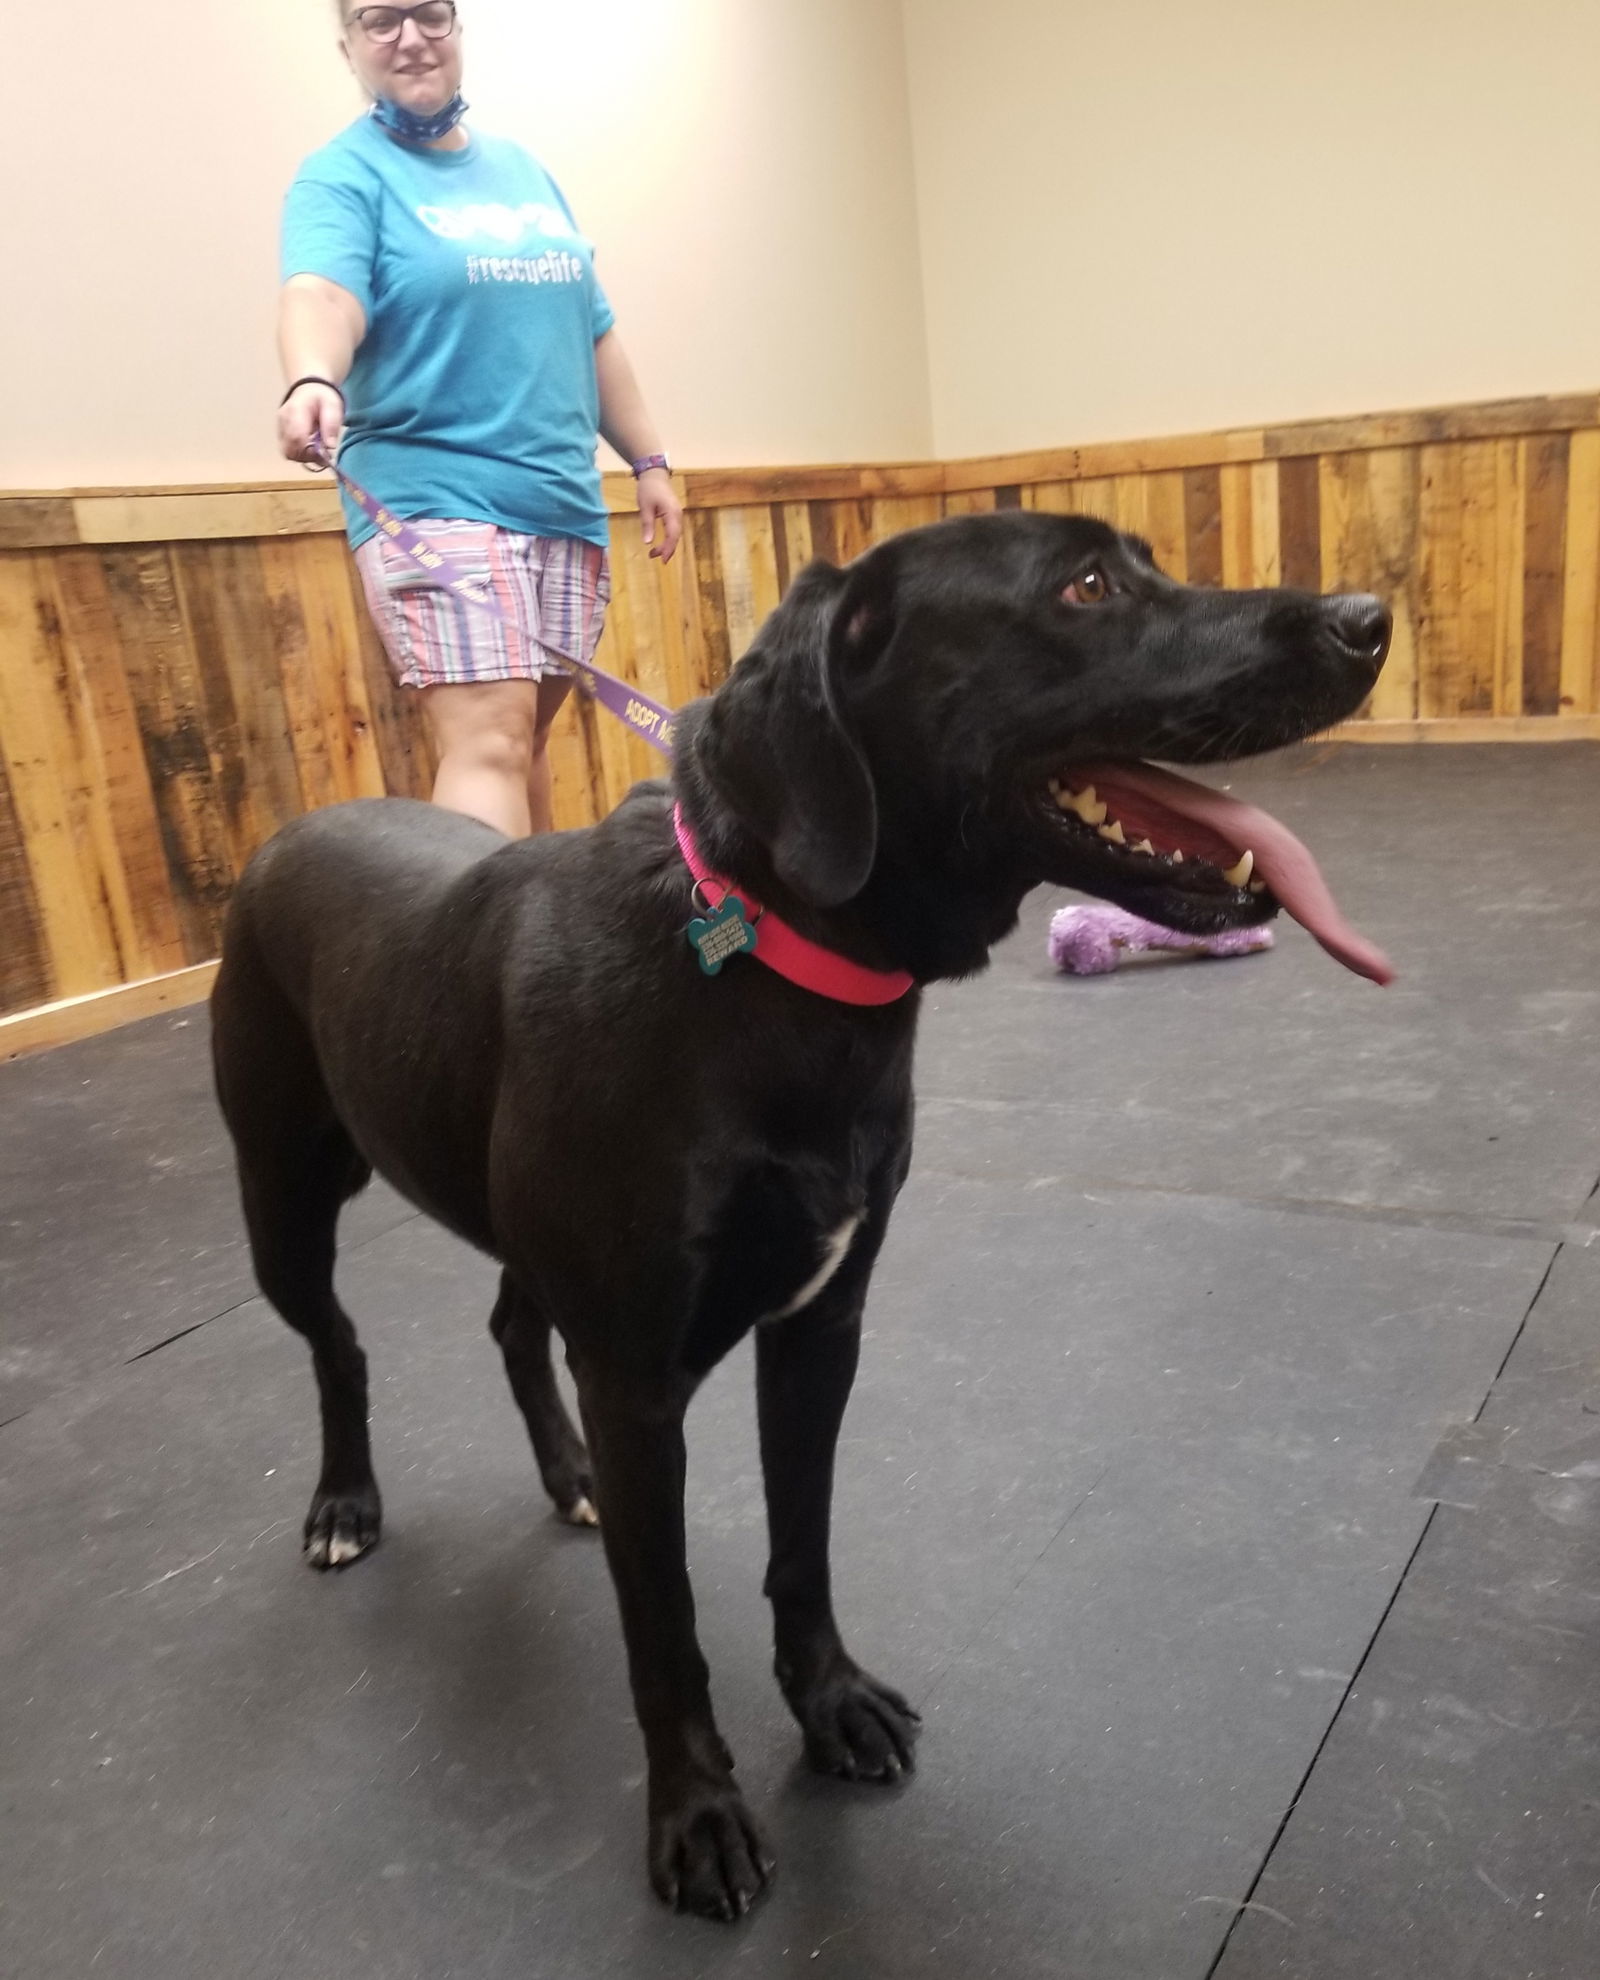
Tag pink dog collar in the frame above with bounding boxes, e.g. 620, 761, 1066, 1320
673, 807, 915, 1006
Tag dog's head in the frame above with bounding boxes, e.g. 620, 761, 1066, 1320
684, 512, 1392, 983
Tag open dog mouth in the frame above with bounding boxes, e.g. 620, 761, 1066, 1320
1040, 759, 1394, 985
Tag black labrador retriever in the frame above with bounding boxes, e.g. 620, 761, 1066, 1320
211, 511, 1391, 1919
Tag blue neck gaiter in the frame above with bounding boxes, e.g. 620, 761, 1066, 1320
370, 92, 468, 144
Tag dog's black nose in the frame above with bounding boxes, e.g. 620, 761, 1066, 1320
1323, 593, 1392, 671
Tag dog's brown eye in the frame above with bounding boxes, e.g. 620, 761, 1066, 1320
1063, 568, 1110, 606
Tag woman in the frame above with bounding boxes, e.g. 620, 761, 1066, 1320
277, 0, 682, 837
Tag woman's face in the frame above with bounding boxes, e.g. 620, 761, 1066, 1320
340, 3, 464, 114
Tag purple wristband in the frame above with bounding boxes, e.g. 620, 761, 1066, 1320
630, 453, 670, 478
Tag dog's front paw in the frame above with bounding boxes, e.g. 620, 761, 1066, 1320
303, 1483, 382, 1569
649, 1779, 774, 1921
789, 1661, 920, 1782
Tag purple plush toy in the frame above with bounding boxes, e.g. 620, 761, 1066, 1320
1048, 903, 1274, 977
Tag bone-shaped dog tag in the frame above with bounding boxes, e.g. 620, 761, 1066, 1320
686, 897, 759, 976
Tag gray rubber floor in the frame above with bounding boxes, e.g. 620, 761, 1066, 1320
3, 744, 1597, 1980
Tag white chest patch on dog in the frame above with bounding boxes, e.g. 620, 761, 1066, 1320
773, 1216, 861, 1319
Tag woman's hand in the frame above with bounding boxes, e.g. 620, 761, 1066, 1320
637, 466, 683, 563
278, 381, 345, 466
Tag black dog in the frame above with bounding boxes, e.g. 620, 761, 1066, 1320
211, 512, 1390, 1919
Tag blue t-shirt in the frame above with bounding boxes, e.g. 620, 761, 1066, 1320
281, 115, 615, 549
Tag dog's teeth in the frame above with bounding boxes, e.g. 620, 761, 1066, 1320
1131, 838, 1154, 856
1171, 849, 1184, 863
1057, 785, 1109, 826
1221, 850, 1254, 888
1248, 878, 1267, 895
1097, 820, 1126, 845
1047, 776, 1061, 795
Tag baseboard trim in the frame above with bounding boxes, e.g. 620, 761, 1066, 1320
1326, 716, 1600, 744
0, 962, 218, 1062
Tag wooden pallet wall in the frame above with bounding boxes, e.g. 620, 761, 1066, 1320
3, 391, 1599, 1041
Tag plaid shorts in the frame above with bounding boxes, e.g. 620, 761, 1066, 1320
354, 519, 611, 690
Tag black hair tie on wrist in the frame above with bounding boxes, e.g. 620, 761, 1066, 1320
280, 375, 346, 407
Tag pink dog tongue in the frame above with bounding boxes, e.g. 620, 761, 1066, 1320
1080, 761, 1394, 986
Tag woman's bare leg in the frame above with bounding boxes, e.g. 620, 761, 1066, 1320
419, 680, 539, 837
526, 673, 576, 837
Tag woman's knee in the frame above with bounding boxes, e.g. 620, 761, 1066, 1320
455, 720, 535, 780
425, 686, 538, 777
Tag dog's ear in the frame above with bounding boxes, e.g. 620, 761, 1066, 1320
698, 551, 894, 907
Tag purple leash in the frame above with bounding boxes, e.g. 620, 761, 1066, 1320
306, 442, 680, 758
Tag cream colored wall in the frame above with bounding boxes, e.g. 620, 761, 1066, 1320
3, 0, 931, 486
10, 1, 1596, 488
901, 0, 1600, 459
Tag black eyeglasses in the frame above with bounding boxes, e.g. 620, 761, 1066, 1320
347, 2, 457, 44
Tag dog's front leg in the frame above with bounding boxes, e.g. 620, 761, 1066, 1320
576, 1375, 774, 1920
757, 1297, 921, 1782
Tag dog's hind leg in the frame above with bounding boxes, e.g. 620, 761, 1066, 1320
487, 1271, 597, 1527
213, 972, 380, 1570
756, 1216, 921, 1783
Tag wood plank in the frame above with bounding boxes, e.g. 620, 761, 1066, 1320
1277, 456, 1322, 591
48, 549, 189, 979
1318, 451, 1373, 713
676, 462, 944, 509
257, 534, 387, 812
1559, 428, 1600, 716
604, 529, 676, 792
0, 749, 51, 1017
742, 504, 784, 630
942, 488, 997, 517
715, 506, 763, 665
1182, 467, 1223, 587
298, 533, 389, 801
1247, 462, 1281, 587
942, 427, 1264, 492
1521, 433, 1569, 717
545, 690, 600, 832
1417, 445, 1465, 719
174, 540, 303, 866
0, 497, 78, 551
667, 513, 719, 704
870, 496, 944, 545
1453, 440, 1498, 717
263, 537, 344, 817
1141, 473, 1187, 580
816, 498, 874, 567
1267, 393, 1599, 461
1362, 449, 1422, 723
0, 553, 127, 997
101, 545, 237, 961
74, 487, 344, 545
584, 543, 647, 808
642, 528, 698, 716
0, 962, 218, 1063
1218, 465, 1254, 590
691, 506, 733, 682
774, 502, 816, 593
1111, 477, 1150, 544
1490, 439, 1526, 720
1068, 477, 1117, 526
